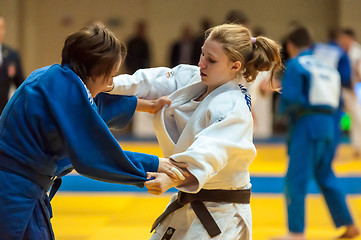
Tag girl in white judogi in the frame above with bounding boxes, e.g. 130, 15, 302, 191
109, 24, 282, 240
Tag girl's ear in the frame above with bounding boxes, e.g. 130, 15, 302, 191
231, 61, 242, 72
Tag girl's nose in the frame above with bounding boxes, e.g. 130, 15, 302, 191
198, 57, 205, 68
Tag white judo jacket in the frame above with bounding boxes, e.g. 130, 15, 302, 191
111, 64, 256, 193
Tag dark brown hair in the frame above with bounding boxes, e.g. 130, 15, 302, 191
61, 24, 126, 82
341, 28, 356, 38
287, 26, 313, 48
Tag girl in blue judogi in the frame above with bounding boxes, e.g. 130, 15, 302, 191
0, 24, 184, 240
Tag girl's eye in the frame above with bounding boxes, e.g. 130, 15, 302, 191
208, 58, 216, 64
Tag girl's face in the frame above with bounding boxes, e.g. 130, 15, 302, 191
198, 38, 240, 92
337, 33, 352, 52
286, 41, 298, 58
88, 61, 121, 97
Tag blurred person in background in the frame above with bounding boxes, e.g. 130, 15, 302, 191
337, 28, 361, 159
312, 27, 352, 163
125, 20, 151, 74
191, 18, 213, 65
225, 9, 250, 27
276, 26, 359, 240
248, 70, 280, 138
0, 15, 24, 114
123, 20, 153, 136
169, 24, 194, 67
273, 21, 304, 135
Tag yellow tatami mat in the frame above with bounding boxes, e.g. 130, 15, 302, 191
51, 143, 361, 240
51, 193, 361, 240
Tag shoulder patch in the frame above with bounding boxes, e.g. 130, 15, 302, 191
239, 84, 252, 111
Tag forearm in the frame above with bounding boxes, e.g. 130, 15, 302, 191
136, 98, 154, 113
135, 97, 171, 114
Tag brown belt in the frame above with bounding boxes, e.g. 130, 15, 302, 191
151, 188, 251, 238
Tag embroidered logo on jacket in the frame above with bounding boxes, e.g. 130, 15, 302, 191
239, 84, 252, 111
165, 71, 174, 78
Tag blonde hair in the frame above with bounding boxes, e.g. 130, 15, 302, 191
205, 24, 282, 87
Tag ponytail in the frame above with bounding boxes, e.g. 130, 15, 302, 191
243, 36, 282, 89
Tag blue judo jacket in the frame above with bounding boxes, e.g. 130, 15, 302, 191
0, 64, 159, 188
0, 64, 161, 239
280, 50, 341, 142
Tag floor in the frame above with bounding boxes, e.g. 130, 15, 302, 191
51, 143, 361, 240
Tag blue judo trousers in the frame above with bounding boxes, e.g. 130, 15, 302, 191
0, 64, 159, 239
280, 50, 354, 233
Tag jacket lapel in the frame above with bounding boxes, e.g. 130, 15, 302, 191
153, 80, 206, 157
153, 78, 241, 157
173, 79, 240, 154
167, 81, 207, 108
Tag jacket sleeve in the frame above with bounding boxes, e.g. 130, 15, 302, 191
170, 94, 256, 193
338, 52, 352, 88
94, 92, 137, 130
279, 59, 307, 115
110, 64, 200, 99
42, 67, 158, 187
